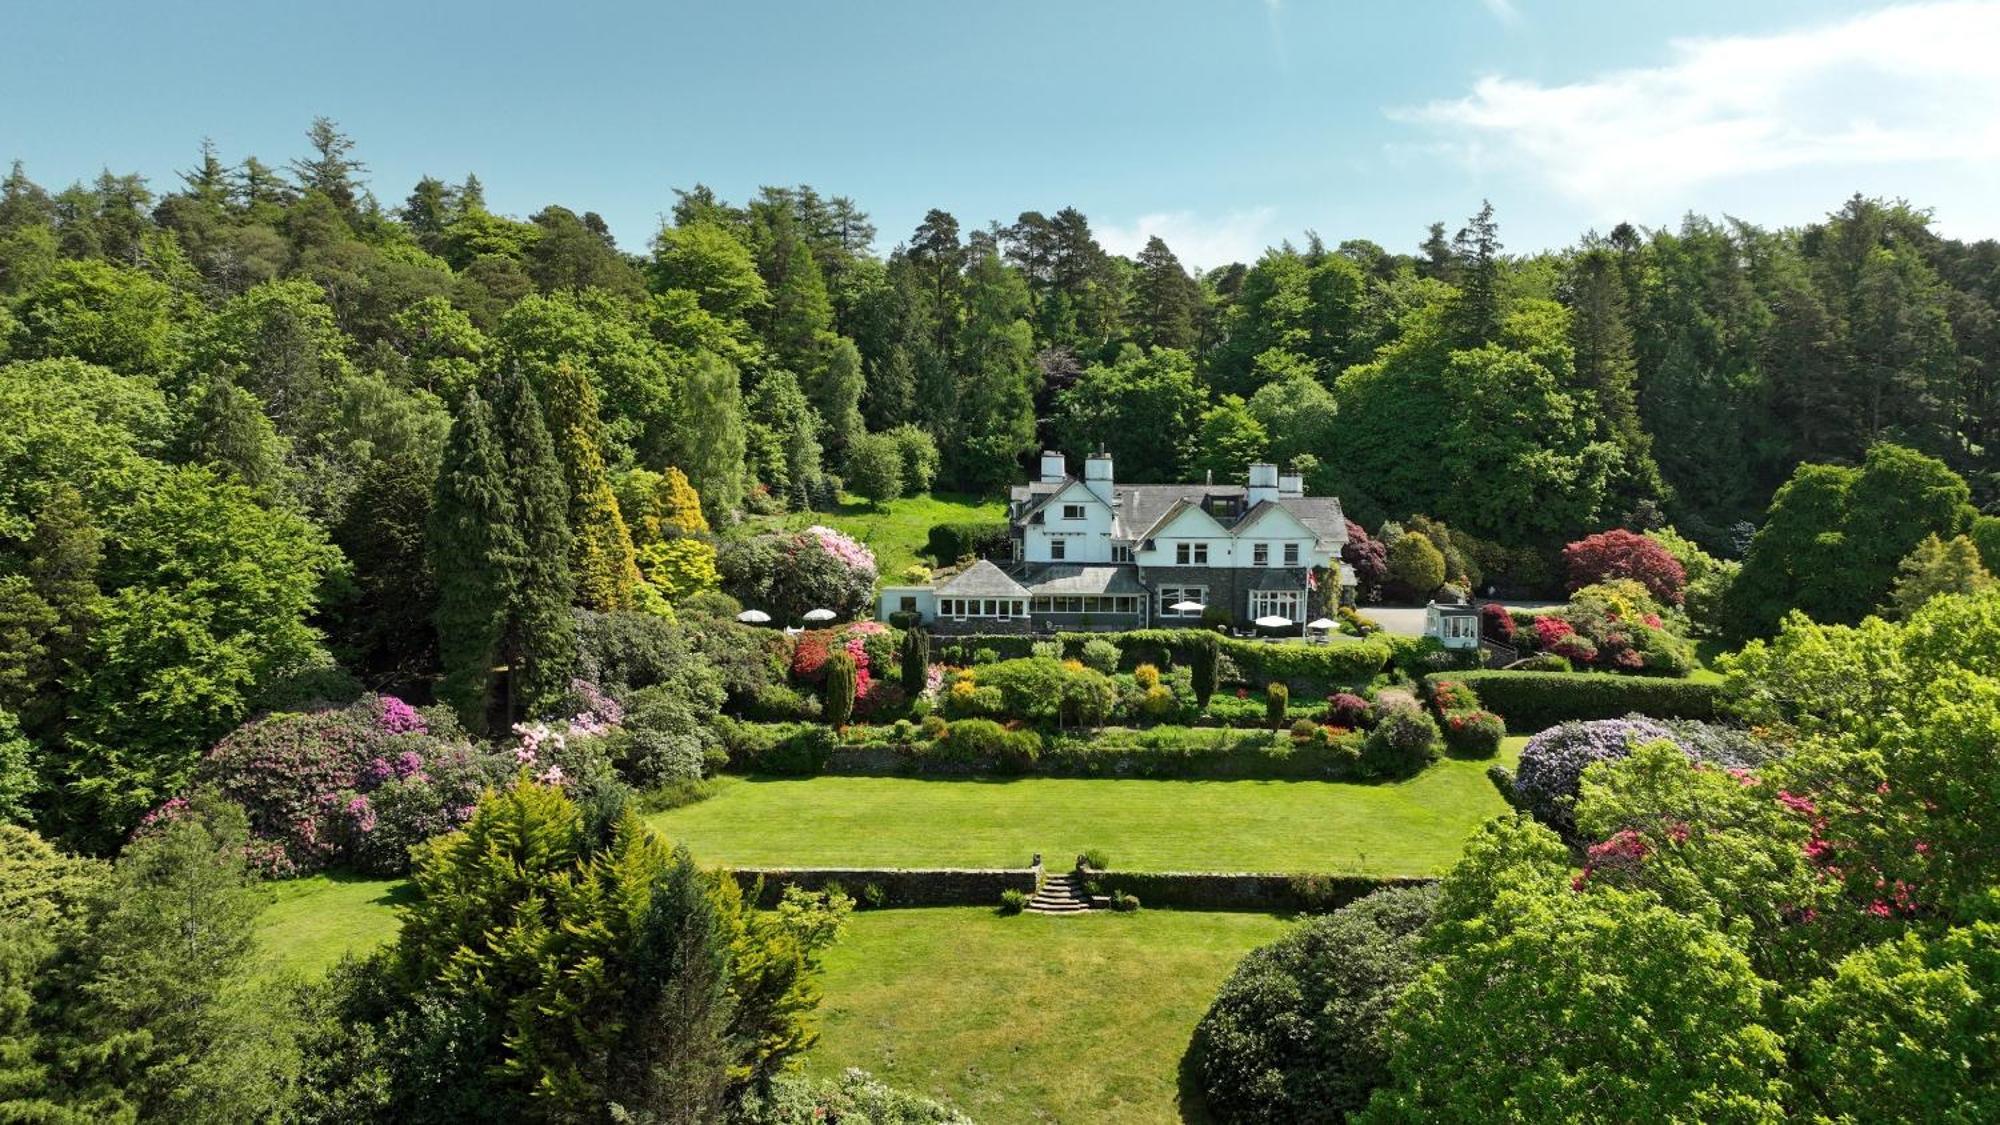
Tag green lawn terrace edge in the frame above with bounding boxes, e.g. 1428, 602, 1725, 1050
1083, 868, 1436, 913
1422, 669, 1723, 730
730, 865, 1037, 908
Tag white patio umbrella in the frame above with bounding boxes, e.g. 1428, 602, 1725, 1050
1168, 600, 1206, 613
1306, 617, 1337, 631
735, 609, 773, 625
1254, 615, 1294, 629
801, 608, 838, 624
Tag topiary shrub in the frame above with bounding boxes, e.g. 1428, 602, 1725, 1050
824, 650, 858, 727
1188, 632, 1220, 707
1266, 683, 1289, 727
900, 626, 930, 696
998, 888, 1028, 915
1361, 703, 1440, 777
1078, 637, 1121, 675
1193, 884, 1440, 1122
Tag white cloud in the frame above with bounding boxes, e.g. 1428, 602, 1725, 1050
1096, 207, 1281, 271
1479, 0, 1520, 24
1393, 2, 2000, 217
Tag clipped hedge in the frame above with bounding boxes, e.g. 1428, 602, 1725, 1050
1423, 670, 1721, 730
716, 719, 837, 775
924, 520, 1010, 564
932, 630, 1394, 691
1085, 869, 1435, 913
732, 865, 1035, 908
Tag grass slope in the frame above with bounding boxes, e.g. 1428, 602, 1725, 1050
738, 491, 1005, 580
806, 906, 1289, 1124
647, 746, 1520, 875
251, 872, 410, 980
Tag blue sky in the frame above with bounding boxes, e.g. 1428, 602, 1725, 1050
5, 1, 1997, 267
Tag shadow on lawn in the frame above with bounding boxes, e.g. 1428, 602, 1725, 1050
1176, 1033, 1215, 1124
313, 869, 419, 909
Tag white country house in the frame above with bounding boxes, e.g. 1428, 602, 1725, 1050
878, 451, 1354, 634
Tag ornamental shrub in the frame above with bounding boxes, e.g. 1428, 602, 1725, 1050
1188, 632, 1220, 706
1193, 884, 1439, 1122
900, 626, 930, 695
1479, 602, 1515, 644
1514, 718, 1683, 834
1387, 532, 1446, 599
1326, 692, 1372, 728
1266, 683, 1289, 726
1079, 637, 1121, 675
1562, 528, 1687, 605
1427, 670, 1722, 729
998, 888, 1028, 915
824, 650, 858, 727
923, 520, 1009, 565
943, 719, 1040, 773
1441, 709, 1505, 758
1362, 703, 1440, 777
737, 1067, 972, 1125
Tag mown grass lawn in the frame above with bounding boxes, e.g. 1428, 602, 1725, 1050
646, 744, 1521, 876
251, 871, 411, 980
805, 906, 1290, 1124
737, 491, 1005, 580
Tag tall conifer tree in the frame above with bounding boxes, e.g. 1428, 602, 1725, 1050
490, 365, 577, 715
543, 361, 641, 612
430, 390, 517, 729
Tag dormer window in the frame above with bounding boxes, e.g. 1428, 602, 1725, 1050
1061, 503, 1085, 520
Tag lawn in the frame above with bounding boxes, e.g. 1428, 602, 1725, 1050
251, 871, 410, 980
645, 745, 1521, 876
805, 906, 1290, 1124
739, 491, 1005, 580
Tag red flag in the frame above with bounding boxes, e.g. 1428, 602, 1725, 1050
1306, 567, 1318, 591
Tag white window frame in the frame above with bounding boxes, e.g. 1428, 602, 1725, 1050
1112, 543, 1132, 563
1158, 585, 1208, 618
1252, 543, 1269, 567
1049, 538, 1066, 560
1175, 542, 1208, 565
1284, 543, 1300, 566
1061, 503, 1086, 520
1248, 590, 1303, 622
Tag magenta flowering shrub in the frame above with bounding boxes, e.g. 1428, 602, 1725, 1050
189, 694, 508, 876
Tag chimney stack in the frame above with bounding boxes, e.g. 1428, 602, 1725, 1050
1039, 450, 1067, 484
1084, 449, 1115, 506
1278, 467, 1304, 497
1247, 462, 1279, 507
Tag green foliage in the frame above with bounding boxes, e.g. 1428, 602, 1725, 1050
0, 712, 35, 825
899, 626, 929, 696
1430, 670, 1721, 729
1264, 682, 1288, 726
997, 888, 1028, 915
1053, 346, 1201, 482
543, 360, 642, 612
737, 1066, 973, 1124
1886, 532, 1992, 618
1729, 443, 1970, 639
923, 519, 1009, 564
823, 649, 858, 727
1194, 885, 1439, 1122
843, 430, 905, 504
1362, 702, 1440, 777
1386, 532, 1445, 598
1365, 816, 1786, 1123
8, 258, 185, 379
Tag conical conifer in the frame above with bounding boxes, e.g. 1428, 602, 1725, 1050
543, 361, 641, 612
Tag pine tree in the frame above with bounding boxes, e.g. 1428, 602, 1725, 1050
290, 116, 366, 212
182, 378, 292, 500
19, 484, 100, 734
1132, 236, 1201, 352
543, 361, 641, 612
430, 390, 517, 730
1888, 534, 1993, 618
1451, 201, 1503, 345
1569, 248, 1661, 506
490, 366, 578, 715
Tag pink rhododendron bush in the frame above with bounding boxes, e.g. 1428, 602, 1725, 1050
718, 526, 878, 622
182, 694, 512, 876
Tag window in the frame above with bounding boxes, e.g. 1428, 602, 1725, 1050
1194, 542, 1209, 564
1249, 590, 1303, 623
1049, 538, 1066, 560
1061, 503, 1085, 520
1112, 543, 1132, 563
1175, 542, 1208, 565
1159, 586, 1208, 617
1284, 543, 1300, 566
1253, 543, 1269, 566
898, 595, 917, 612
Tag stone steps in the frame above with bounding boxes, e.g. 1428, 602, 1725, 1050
1026, 873, 1092, 914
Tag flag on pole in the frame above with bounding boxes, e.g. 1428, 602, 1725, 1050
1305, 567, 1319, 591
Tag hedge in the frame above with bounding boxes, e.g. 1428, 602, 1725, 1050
924, 520, 1010, 564
1422, 670, 1721, 730
725, 721, 1375, 780
930, 630, 1394, 690
1083, 869, 1435, 913
731, 865, 1036, 908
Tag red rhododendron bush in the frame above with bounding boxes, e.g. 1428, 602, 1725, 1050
1561, 528, 1687, 605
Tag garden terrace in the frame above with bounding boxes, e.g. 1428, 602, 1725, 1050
644, 746, 1520, 876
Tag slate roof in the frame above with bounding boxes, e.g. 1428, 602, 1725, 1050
1251, 568, 1309, 591
1008, 480, 1348, 546
933, 559, 1030, 599
1018, 565, 1148, 596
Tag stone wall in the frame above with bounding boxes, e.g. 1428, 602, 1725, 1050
1084, 868, 1434, 912
731, 865, 1038, 908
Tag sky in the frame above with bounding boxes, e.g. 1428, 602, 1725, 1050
4, 0, 1999, 270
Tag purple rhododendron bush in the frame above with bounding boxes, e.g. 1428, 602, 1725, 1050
1514, 717, 1765, 835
